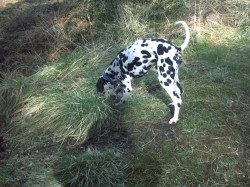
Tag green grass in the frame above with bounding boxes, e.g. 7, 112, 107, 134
54, 149, 129, 187
0, 0, 250, 186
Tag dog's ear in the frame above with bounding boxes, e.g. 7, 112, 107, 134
96, 77, 106, 93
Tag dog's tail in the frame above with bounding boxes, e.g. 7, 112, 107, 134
175, 21, 190, 51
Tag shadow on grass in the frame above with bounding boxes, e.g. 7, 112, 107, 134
53, 101, 180, 186
143, 73, 175, 117
0, 0, 95, 74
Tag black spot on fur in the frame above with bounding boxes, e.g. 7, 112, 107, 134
165, 57, 173, 66
164, 82, 169, 86
173, 91, 180, 99
118, 58, 123, 67
176, 82, 183, 94
150, 59, 157, 63
120, 73, 127, 80
154, 51, 158, 61
133, 57, 142, 66
127, 57, 142, 71
170, 73, 175, 79
159, 66, 164, 73
157, 44, 169, 55
168, 66, 175, 73
119, 53, 128, 63
141, 50, 151, 58
127, 63, 134, 71
123, 56, 128, 62
120, 67, 126, 74
141, 43, 148, 47
175, 46, 181, 52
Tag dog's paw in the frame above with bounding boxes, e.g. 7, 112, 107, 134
169, 117, 178, 125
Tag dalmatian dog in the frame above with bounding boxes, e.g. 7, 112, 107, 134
96, 21, 190, 124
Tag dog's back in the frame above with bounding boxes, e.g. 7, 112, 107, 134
112, 39, 182, 79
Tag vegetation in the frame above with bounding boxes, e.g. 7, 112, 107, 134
0, 0, 249, 186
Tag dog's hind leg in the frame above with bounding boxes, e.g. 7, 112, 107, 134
158, 75, 182, 124
165, 84, 182, 124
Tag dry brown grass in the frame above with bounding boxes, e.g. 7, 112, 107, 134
0, 0, 94, 74
0, 0, 19, 8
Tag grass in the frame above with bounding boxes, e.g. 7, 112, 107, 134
54, 149, 129, 187
0, 0, 250, 186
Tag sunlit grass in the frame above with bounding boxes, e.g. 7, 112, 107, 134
0, 0, 249, 186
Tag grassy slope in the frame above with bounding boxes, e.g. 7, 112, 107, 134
0, 0, 250, 186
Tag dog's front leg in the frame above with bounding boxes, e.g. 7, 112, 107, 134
115, 76, 132, 105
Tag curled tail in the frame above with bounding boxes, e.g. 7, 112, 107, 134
174, 21, 190, 51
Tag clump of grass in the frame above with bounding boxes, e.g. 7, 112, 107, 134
54, 148, 166, 187
18, 88, 114, 144
2, 46, 117, 145
54, 148, 128, 187
0, 73, 30, 117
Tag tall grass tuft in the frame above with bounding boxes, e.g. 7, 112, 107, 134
54, 148, 128, 187
16, 88, 115, 144
4, 46, 118, 145
0, 73, 30, 117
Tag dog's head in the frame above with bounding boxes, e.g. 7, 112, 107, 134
96, 77, 116, 95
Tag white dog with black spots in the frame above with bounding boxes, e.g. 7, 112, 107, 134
97, 21, 190, 124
